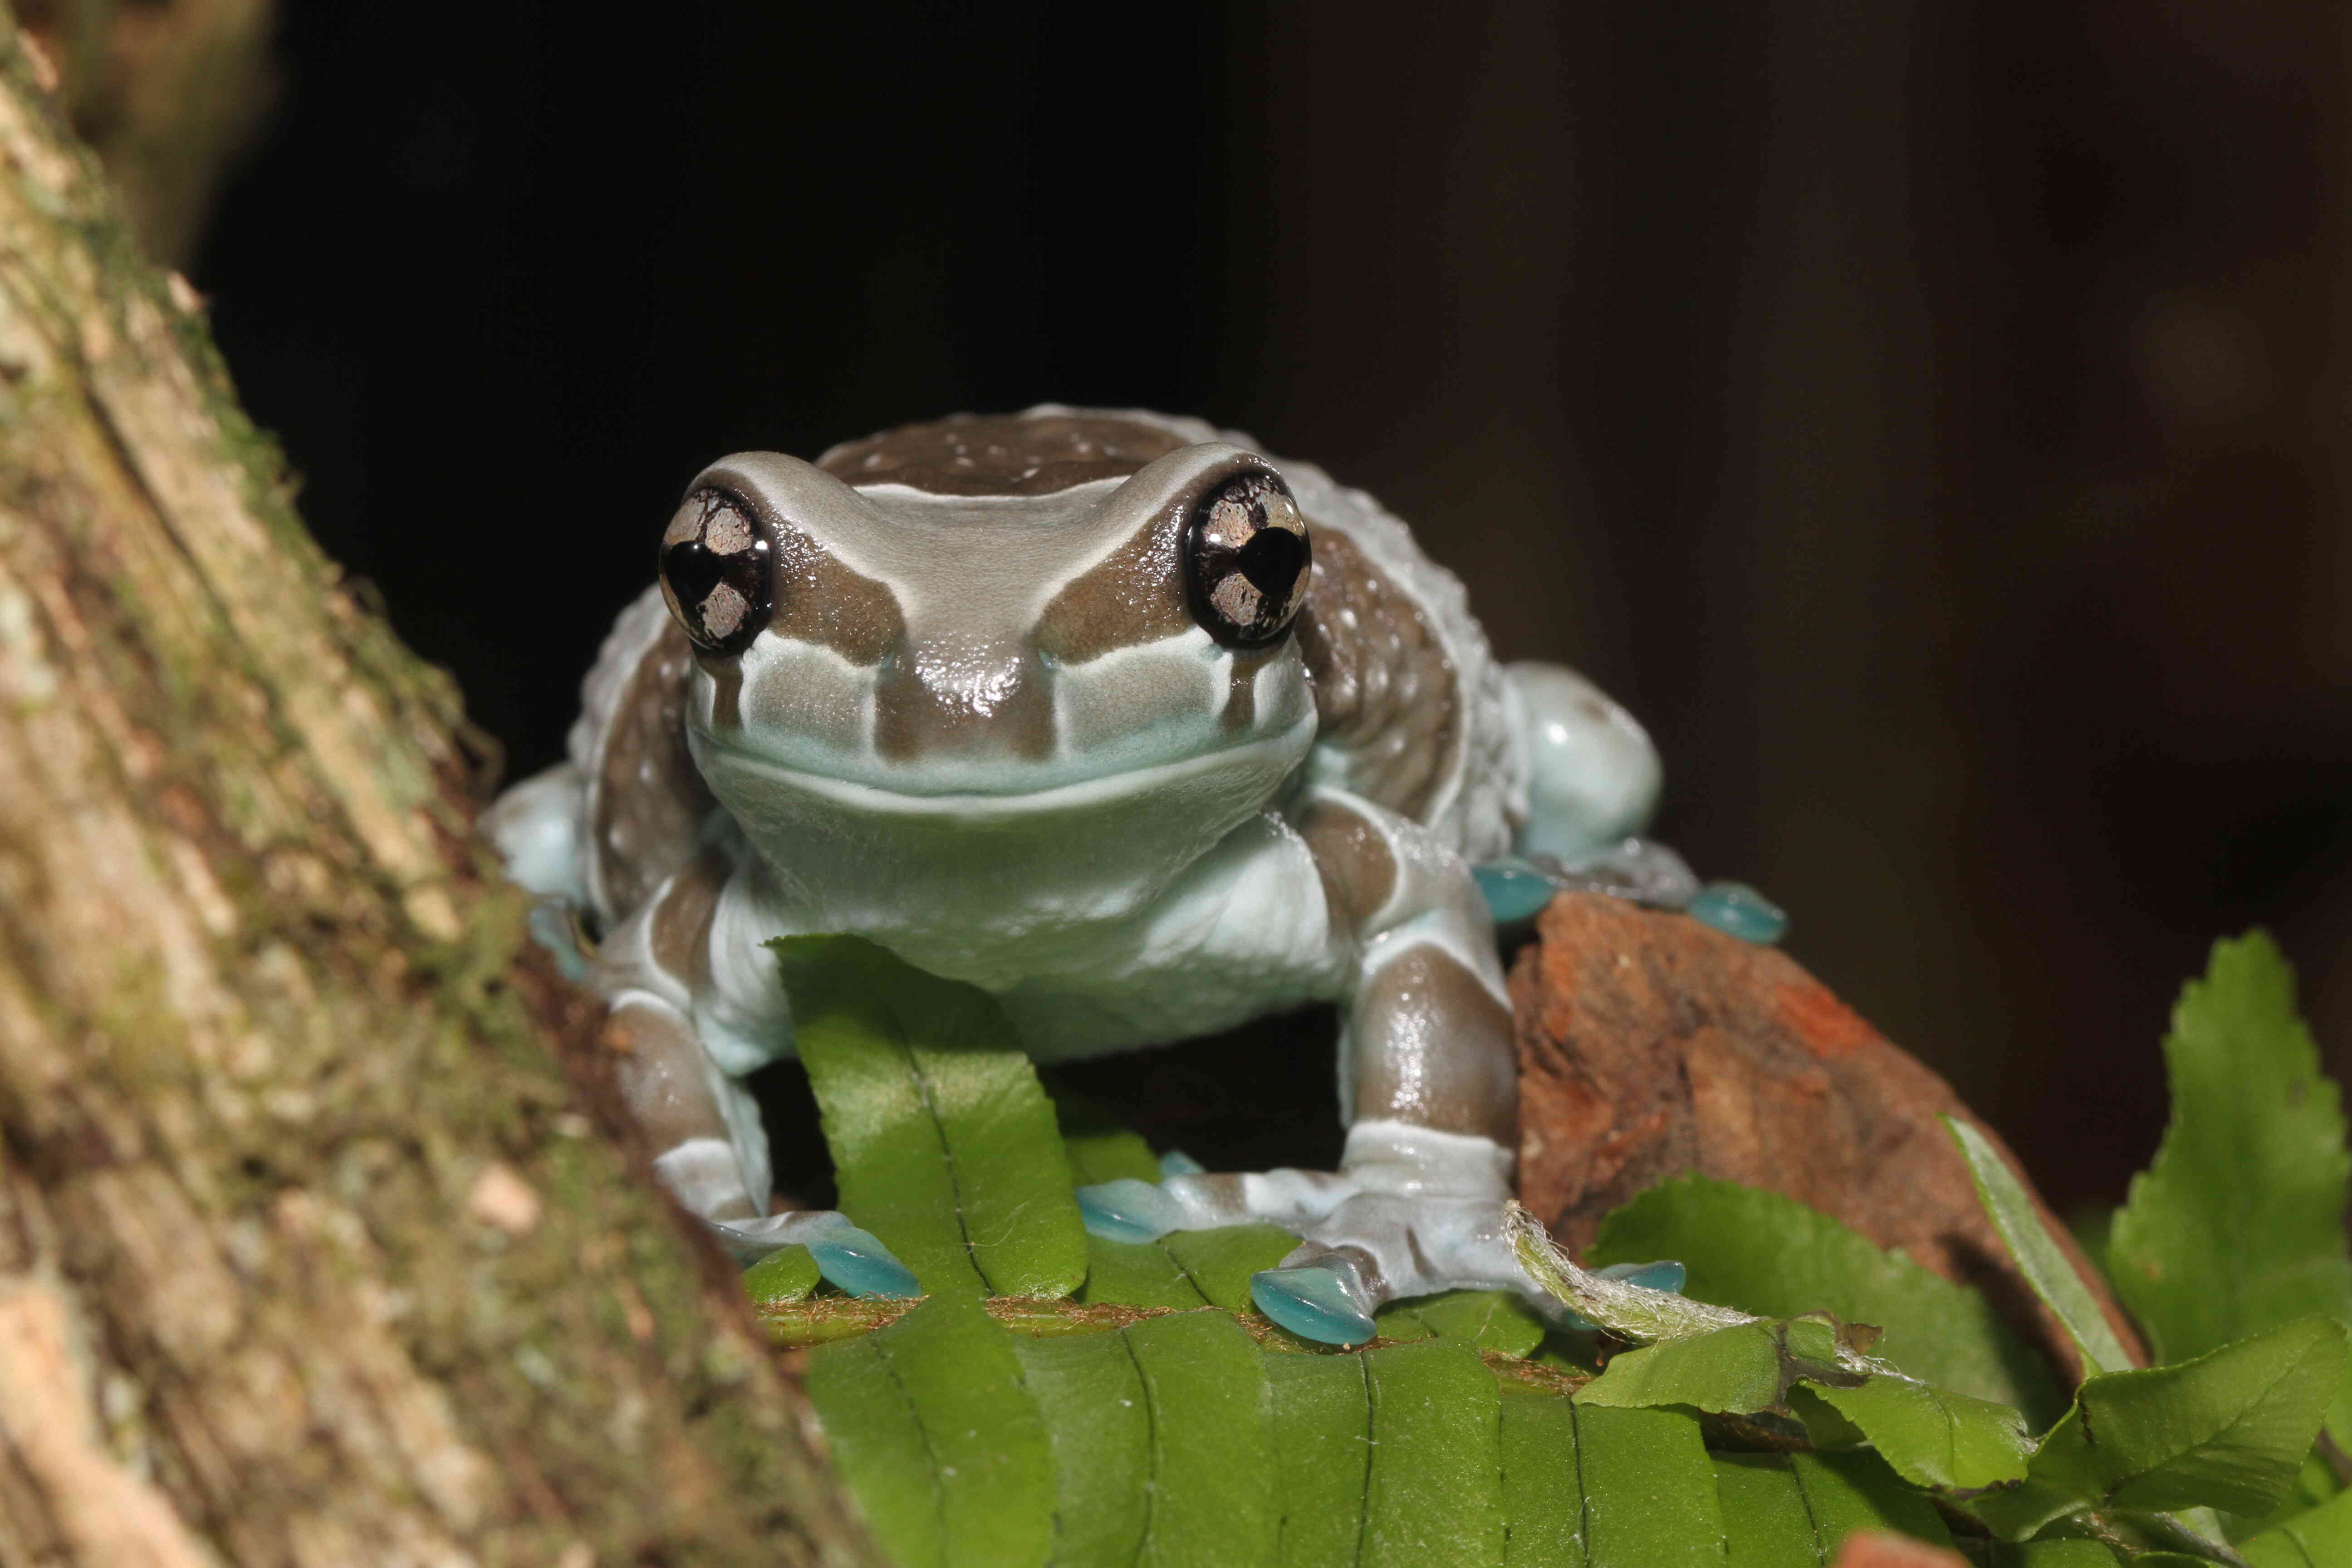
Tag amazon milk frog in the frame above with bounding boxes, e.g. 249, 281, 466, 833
485, 407, 1661, 1344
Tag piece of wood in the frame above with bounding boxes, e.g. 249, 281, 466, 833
0, 23, 879, 1566
1511, 893, 2145, 1381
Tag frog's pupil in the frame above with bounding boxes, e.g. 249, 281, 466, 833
664, 539, 727, 624
1236, 526, 1305, 601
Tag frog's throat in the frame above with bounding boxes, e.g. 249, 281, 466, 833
688, 708, 1318, 816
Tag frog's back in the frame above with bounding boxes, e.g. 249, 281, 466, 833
515, 406, 1526, 936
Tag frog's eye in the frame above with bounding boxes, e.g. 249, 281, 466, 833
1183, 468, 1311, 648
658, 487, 774, 657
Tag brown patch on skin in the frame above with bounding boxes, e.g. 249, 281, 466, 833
594, 620, 718, 917
1350, 946, 1519, 1144
767, 526, 905, 665
701, 657, 743, 731
818, 412, 1187, 496
872, 650, 1056, 763
1220, 646, 1275, 734
648, 849, 729, 995
1295, 527, 1461, 823
1510, 891, 2147, 1389
1297, 796, 1397, 933
604, 998, 737, 1181
1032, 514, 1192, 664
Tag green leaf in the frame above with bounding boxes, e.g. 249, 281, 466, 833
1578, 1320, 1796, 1416
1009, 1329, 1151, 1568
1575, 1404, 1728, 1566
1163, 1224, 1303, 1312
1499, 1382, 1585, 1566
806, 1296, 1055, 1567
1077, 1233, 1210, 1309
1787, 1449, 1955, 1555
1947, 1116, 2135, 1378
1377, 1289, 1550, 1359
1056, 1095, 1166, 1186
2108, 935, 2352, 1440
1124, 1309, 1279, 1567
2240, 1485, 2352, 1568
1714, 1454, 1817, 1567
1267, 1352, 1371, 1568
775, 934, 1088, 1299
1361, 1340, 1505, 1564
804, 1333, 943, 1568
1794, 1375, 2031, 1491
1715, 1451, 1957, 1567
1589, 1175, 2062, 1421
1984, 1545, 2121, 1567
2223, 1448, 2345, 1542
741, 1244, 820, 1305
1971, 1316, 2348, 1540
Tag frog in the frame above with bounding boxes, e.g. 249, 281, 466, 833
485, 406, 1663, 1345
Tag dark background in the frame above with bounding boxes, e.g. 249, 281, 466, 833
188, 1, 2352, 1214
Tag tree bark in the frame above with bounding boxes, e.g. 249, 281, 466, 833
0, 19, 880, 1567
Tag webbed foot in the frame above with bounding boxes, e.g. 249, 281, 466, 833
706, 1210, 921, 1299
1076, 1124, 1691, 1347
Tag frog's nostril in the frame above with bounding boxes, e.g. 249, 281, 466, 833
872, 644, 1054, 764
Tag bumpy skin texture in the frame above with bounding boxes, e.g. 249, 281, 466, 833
486, 406, 1654, 1333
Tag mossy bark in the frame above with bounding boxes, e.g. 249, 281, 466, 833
0, 19, 881, 1568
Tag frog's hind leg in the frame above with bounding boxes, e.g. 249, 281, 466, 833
1504, 661, 1661, 863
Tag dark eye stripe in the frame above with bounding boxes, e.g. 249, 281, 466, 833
659, 488, 774, 657
1184, 469, 1311, 648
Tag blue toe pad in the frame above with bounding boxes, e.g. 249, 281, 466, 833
1251, 1262, 1377, 1346
1686, 882, 1787, 945
805, 1225, 921, 1299
1075, 1178, 1183, 1243
1601, 1258, 1687, 1294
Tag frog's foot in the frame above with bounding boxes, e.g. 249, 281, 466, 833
702, 1210, 921, 1300
1078, 1122, 1606, 1345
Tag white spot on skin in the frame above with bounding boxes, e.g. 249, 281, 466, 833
466, 1162, 542, 1235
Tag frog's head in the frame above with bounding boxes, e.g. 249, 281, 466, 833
656, 410, 1320, 922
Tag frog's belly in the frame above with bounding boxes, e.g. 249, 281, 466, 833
718, 806, 1345, 1065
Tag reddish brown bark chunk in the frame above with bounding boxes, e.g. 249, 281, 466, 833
1830, 1532, 1971, 1568
1510, 893, 2144, 1379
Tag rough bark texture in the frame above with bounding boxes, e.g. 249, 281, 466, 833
0, 22, 879, 1568
1511, 892, 2147, 1382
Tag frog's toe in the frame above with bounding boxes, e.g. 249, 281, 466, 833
1076, 1177, 1184, 1243
805, 1224, 921, 1299
1250, 1250, 1382, 1346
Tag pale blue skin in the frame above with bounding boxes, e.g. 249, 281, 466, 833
489, 408, 1670, 1342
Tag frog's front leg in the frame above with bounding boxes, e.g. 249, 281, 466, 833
1078, 786, 1541, 1343
592, 859, 917, 1297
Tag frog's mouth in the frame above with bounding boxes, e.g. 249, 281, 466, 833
690, 711, 1318, 817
